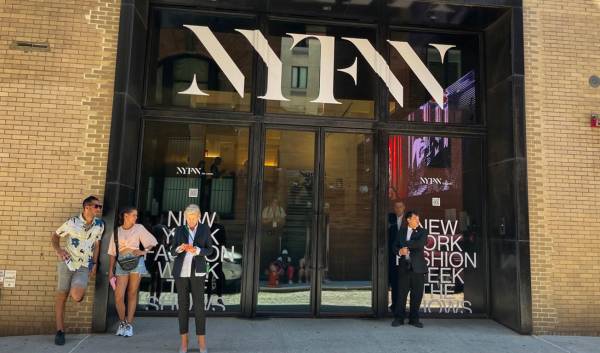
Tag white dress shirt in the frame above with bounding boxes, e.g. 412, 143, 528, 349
179, 226, 203, 278
405, 227, 414, 260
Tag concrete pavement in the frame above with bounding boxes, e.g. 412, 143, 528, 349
1, 317, 598, 353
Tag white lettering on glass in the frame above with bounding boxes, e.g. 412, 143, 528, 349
178, 26, 454, 108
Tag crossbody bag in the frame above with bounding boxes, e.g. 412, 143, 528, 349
114, 225, 139, 271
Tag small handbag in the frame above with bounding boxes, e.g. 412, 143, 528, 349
114, 225, 139, 271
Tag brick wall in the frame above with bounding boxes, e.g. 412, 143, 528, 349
0, 0, 599, 337
0, 0, 120, 335
523, 0, 600, 335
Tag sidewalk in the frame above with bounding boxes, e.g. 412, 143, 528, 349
1, 317, 598, 353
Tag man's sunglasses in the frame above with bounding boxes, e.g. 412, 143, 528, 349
91, 204, 103, 209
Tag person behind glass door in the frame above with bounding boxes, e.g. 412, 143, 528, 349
388, 201, 405, 313
261, 198, 287, 251
279, 249, 295, 284
107, 207, 158, 337
171, 204, 214, 353
210, 157, 222, 178
392, 210, 428, 328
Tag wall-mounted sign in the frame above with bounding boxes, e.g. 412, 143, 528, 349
591, 113, 599, 128
178, 25, 454, 109
3, 270, 16, 288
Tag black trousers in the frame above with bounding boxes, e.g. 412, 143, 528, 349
394, 264, 425, 322
175, 276, 206, 335
389, 263, 398, 310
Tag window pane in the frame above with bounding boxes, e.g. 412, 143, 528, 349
147, 9, 255, 111
387, 135, 485, 315
298, 67, 308, 89
266, 21, 376, 119
137, 121, 250, 313
257, 130, 316, 313
321, 133, 374, 312
388, 32, 480, 124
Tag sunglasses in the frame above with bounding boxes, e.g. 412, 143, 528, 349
91, 204, 103, 209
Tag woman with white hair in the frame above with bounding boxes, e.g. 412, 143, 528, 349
170, 204, 213, 353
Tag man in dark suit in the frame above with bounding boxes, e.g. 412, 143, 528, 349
388, 201, 405, 313
392, 210, 428, 328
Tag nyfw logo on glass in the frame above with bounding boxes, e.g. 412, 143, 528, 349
420, 177, 453, 186
176, 167, 212, 176
177, 25, 455, 108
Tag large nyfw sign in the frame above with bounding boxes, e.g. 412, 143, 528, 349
178, 25, 455, 108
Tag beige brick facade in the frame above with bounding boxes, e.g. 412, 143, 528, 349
0, 0, 120, 335
0, 0, 599, 337
524, 0, 600, 336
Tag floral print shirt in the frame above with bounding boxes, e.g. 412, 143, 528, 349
56, 214, 104, 270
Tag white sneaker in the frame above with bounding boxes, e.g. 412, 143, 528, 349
115, 321, 126, 336
123, 323, 133, 337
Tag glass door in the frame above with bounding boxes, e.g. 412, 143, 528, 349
317, 132, 375, 314
255, 128, 375, 315
256, 128, 318, 313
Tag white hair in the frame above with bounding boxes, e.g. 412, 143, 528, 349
184, 204, 201, 216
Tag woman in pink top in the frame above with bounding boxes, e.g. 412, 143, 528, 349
108, 207, 158, 337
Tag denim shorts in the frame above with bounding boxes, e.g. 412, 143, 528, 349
115, 255, 147, 276
57, 261, 89, 292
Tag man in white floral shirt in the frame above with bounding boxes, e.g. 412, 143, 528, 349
51, 195, 105, 345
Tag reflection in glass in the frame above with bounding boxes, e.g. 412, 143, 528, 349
266, 22, 376, 118
148, 9, 254, 111
291, 66, 308, 89
257, 130, 316, 312
388, 32, 480, 124
387, 135, 484, 315
320, 133, 374, 312
137, 122, 249, 313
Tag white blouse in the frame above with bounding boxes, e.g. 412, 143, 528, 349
179, 226, 204, 278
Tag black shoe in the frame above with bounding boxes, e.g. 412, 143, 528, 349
54, 330, 65, 345
408, 321, 424, 328
389, 305, 395, 312
391, 318, 404, 327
